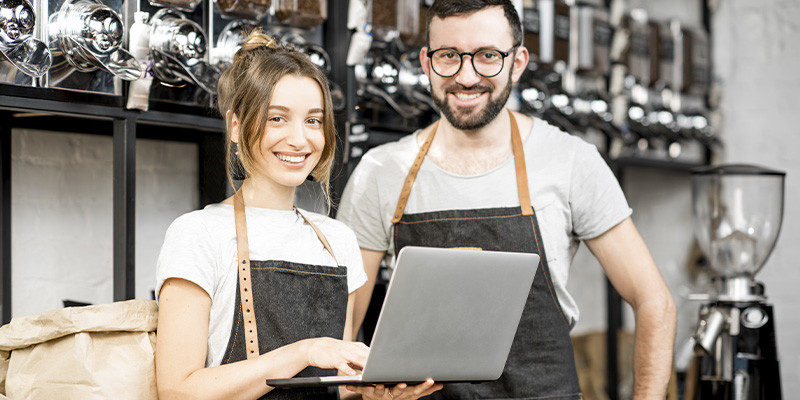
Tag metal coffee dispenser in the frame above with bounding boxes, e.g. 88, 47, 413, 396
0, 0, 51, 85
148, 8, 217, 95
688, 164, 784, 400
44, 0, 142, 94
209, 19, 252, 71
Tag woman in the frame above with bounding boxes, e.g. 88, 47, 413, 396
154, 32, 439, 399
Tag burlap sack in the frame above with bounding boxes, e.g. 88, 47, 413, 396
0, 299, 158, 400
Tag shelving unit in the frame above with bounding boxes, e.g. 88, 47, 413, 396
0, 0, 354, 325
0, 85, 228, 324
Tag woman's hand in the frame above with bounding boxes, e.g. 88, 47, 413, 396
346, 378, 443, 400
305, 337, 370, 376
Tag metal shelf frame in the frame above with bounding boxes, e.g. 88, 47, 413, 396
0, 86, 227, 324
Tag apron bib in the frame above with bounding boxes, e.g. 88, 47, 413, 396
392, 111, 582, 400
221, 189, 348, 400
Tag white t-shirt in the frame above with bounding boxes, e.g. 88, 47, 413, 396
156, 203, 367, 367
337, 116, 632, 328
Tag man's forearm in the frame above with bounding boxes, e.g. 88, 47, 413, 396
632, 295, 677, 399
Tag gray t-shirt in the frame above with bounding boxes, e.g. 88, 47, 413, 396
337, 116, 631, 328
156, 204, 367, 367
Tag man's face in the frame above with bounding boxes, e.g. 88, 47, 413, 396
422, 6, 528, 131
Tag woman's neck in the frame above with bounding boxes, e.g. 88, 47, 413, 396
226, 178, 295, 210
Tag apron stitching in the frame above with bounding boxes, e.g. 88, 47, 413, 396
397, 213, 531, 224
225, 308, 242, 364
528, 214, 570, 325
250, 266, 346, 277
505, 392, 583, 399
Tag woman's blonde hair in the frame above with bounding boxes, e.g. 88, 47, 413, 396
217, 30, 336, 209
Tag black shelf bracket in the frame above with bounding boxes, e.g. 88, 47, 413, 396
113, 117, 137, 301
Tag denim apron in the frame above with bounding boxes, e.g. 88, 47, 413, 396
221, 188, 347, 399
392, 111, 582, 399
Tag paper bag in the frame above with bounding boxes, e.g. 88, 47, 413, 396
0, 299, 158, 400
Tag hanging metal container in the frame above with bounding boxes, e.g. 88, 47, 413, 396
0, 0, 51, 84
45, 0, 142, 94
298, 42, 329, 75
211, 19, 254, 70
149, 7, 219, 94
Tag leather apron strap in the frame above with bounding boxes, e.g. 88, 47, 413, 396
391, 120, 439, 223
295, 208, 339, 266
233, 188, 260, 359
391, 110, 533, 224
508, 112, 534, 216
233, 188, 340, 360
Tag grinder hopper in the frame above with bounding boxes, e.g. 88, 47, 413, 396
691, 164, 785, 300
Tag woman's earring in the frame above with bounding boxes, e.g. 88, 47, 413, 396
234, 144, 240, 157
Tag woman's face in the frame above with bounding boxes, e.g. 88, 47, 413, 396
252, 74, 325, 192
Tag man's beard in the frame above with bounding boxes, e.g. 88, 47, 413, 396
431, 74, 513, 131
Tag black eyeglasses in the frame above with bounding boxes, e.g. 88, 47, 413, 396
426, 47, 517, 78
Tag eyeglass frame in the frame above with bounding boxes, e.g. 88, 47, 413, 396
425, 46, 518, 78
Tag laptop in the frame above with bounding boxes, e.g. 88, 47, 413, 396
266, 246, 539, 388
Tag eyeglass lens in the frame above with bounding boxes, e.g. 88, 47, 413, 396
431, 49, 505, 77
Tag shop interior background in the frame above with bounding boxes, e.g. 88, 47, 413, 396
5, 0, 799, 397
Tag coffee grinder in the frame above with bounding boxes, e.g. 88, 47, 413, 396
688, 164, 785, 400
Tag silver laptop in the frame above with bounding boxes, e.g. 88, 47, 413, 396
266, 246, 539, 388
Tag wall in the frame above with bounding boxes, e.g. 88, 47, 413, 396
11, 129, 199, 316
713, 0, 800, 393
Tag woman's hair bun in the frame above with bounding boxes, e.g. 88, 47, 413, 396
239, 30, 279, 52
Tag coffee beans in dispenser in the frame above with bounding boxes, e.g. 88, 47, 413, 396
679, 26, 709, 102
274, 0, 325, 28
661, 20, 713, 163
370, 0, 420, 43
537, 0, 570, 68
370, 0, 396, 39
395, 0, 418, 45
212, 0, 268, 24
43, 0, 143, 95
575, 4, 611, 79
522, 0, 540, 63
397, 0, 427, 46
0, 0, 52, 85
624, 10, 653, 88
657, 21, 673, 91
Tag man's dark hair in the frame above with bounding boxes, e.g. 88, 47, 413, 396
426, 0, 523, 48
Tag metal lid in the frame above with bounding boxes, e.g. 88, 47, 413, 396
79, 5, 124, 54
150, 8, 219, 93
0, 0, 35, 45
213, 20, 255, 68
691, 164, 786, 177
0, 0, 51, 77
52, 0, 141, 80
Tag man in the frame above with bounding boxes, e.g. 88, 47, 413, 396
337, 0, 676, 398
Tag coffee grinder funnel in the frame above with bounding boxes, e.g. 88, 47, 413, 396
691, 164, 785, 285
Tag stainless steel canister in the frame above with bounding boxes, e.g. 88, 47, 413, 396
0, 0, 51, 83
149, 8, 218, 94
